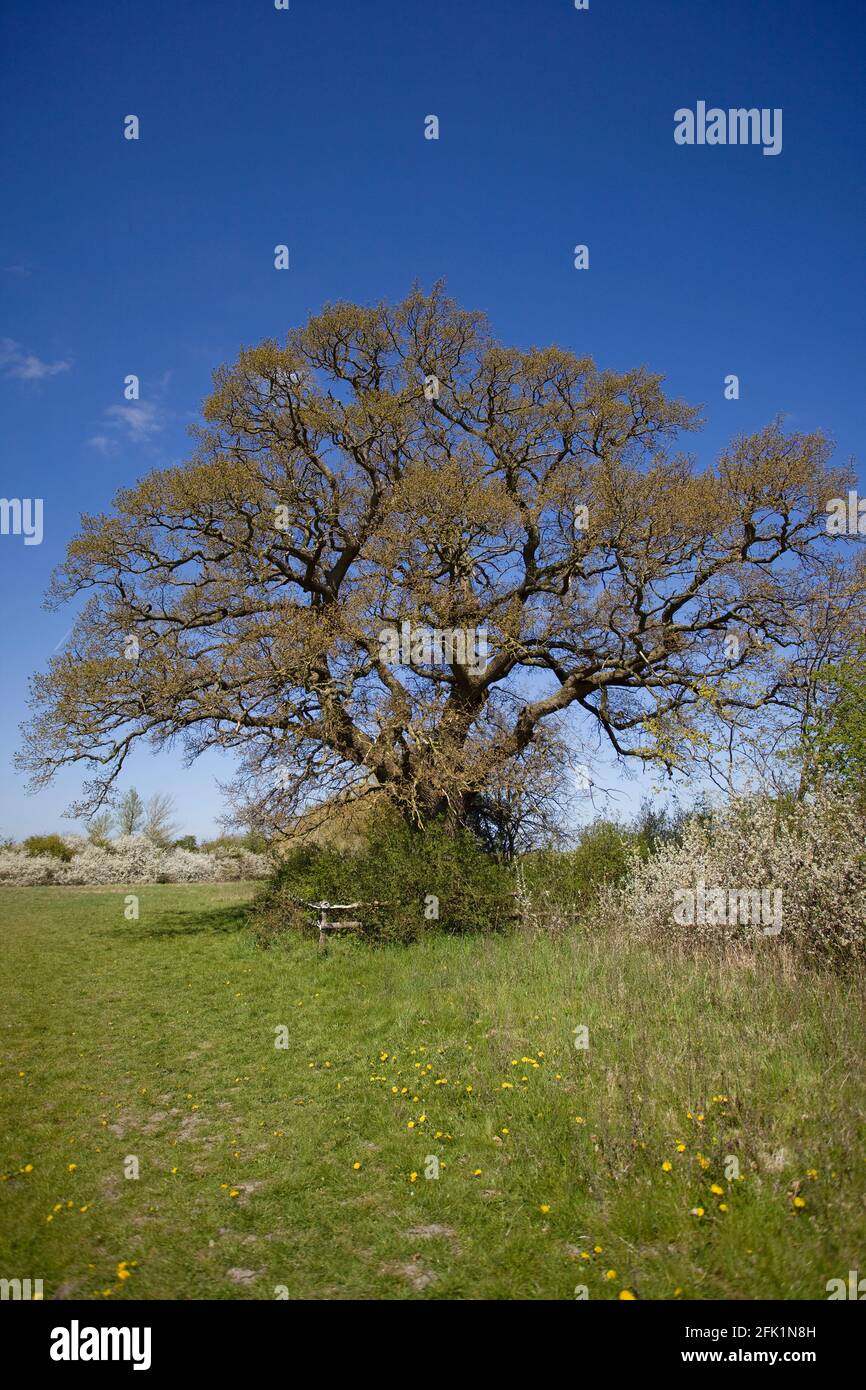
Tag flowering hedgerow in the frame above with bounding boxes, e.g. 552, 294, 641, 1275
0, 834, 270, 886
597, 792, 866, 967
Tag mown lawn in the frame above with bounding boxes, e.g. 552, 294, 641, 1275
1, 882, 864, 1300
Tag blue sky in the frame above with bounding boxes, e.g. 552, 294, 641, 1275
1, 0, 864, 839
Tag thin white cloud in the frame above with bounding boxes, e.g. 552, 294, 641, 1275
103, 402, 164, 440
87, 433, 116, 455
88, 401, 166, 452
0, 337, 71, 381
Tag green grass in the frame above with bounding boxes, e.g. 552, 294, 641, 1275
1, 882, 864, 1300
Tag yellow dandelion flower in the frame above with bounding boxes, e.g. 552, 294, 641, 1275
352, 1161, 361, 1170
618, 1289, 636, 1300
710, 1183, 724, 1196
661, 1161, 672, 1172
793, 1196, 806, 1209
605, 1269, 617, 1280
539, 1204, 551, 1214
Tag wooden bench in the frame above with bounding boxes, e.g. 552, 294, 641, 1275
306, 899, 392, 952
304, 893, 523, 951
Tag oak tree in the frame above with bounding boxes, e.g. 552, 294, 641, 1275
19, 286, 863, 835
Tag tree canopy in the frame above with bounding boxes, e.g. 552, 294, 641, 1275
19, 285, 864, 834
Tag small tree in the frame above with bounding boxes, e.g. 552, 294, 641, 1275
143, 792, 179, 846
85, 810, 115, 845
116, 787, 144, 836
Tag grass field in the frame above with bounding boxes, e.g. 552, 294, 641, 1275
2, 882, 864, 1300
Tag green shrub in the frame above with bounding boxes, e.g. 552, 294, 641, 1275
202, 832, 270, 855
250, 813, 515, 947
521, 819, 634, 924
172, 835, 198, 851
801, 639, 866, 807
22, 834, 73, 863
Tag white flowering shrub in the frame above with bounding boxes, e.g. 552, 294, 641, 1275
0, 835, 270, 886
597, 793, 866, 967
60, 833, 88, 853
